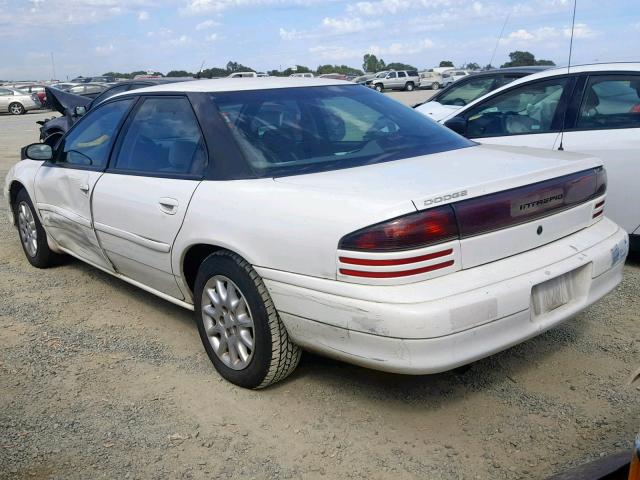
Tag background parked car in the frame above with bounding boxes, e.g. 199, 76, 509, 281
441, 69, 470, 87
368, 70, 421, 92
70, 76, 92, 83
0, 87, 41, 115
66, 83, 109, 99
419, 71, 444, 90
415, 67, 547, 121
439, 62, 640, 249
319, 73, 347, 80
228, 72, 258, 78
290, 72, 314, 78
90, 76, 115, 83
40, 78, 193, 146
353, 73, 376, 84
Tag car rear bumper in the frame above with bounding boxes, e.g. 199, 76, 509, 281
258, 218, 628, 374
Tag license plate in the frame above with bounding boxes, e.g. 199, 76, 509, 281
531, 272, 573, 316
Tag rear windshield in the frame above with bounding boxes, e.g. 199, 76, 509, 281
210, 85, 473, 177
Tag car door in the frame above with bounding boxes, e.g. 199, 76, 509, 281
557, 73, 640, 234
458, 75, 573, 149
397, 71, 407, 88
34, 97, 135, 270
0, 88, 12, 110
91, 95, 208, 299
386, 71, 398, 88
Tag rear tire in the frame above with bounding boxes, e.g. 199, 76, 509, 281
431, 82, 440, 90
14, 189, 64, 268
405, 82, 415, 91
9, 102, 25, 115
194, 251, 301, 389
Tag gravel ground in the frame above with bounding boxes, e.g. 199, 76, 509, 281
0, 110, 638, 480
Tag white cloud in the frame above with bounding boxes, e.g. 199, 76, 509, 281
279, 27, 302, 40
138, 10, 149, 20
196, 19, 220, 30
95, 44, 115, 55
369, 38, 434, 56
182, 0, 325, 15
308, 45, 361, 61
564, 23, 597, 39
205, 33, 219, 41
322, 16, 381, 34
500, 23, 597, 46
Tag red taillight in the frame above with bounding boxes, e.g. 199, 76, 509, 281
338, 205, 459, 252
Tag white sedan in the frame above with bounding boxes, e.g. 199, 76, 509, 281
4, 78, 628, 388
431, 62, 640, 251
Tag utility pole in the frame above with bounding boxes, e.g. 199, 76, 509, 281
50, 52, 56, 81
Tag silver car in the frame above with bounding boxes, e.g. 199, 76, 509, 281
0, 87, 41, 115
368, 70, 421, 92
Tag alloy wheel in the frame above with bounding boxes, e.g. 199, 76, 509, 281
17, 201, 38, 257
201, 275, 255, 370
10, 103, 24, 115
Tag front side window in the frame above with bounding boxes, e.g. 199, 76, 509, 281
575, 75, 640, 130
436, 76, 496, 106
211, 85, 472, 178
387, 72, 397, 79
56, 98, 134, 168
465, 77, 568, 138
113, 97, 207, 176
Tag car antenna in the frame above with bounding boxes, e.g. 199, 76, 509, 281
489, 11, 510, 69
558, 0, 577, 151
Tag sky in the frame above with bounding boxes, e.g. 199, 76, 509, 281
0, 0, 638, 80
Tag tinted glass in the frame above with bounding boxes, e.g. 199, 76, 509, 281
0, 88, 11, 96
576, 76, 640, 130
398, 72, 406, 78
437, 77, 496, 106
92, 83, 129, 106
465, 77, 568, 138
114, 97, 207, 176
211, 85, 473, 178
387, 72, 397, 78
56, 98, 133, 168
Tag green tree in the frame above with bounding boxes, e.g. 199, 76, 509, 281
439, 60, 454, 67
166, 70, 193, 77
535, 59, 556, 66
316, 64, 364, 75
362, 54, 386, 72
199, 67, 229, 78
501, 51, 535, 67
385, 62, 417, 71
463, 62, 480, 70
225, 61, 254, 73
282, 65, 312, 76
482, 64, 495, 71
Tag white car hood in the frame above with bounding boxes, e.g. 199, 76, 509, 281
274, 144, 602, 211
414, 101, 461, 122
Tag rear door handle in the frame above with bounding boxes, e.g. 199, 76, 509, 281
79, 183, 90, 192
159, 197, 179, 215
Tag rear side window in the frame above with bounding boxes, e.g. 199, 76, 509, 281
398, 72, 406, 78
56, 98, 134, 168
113, 96, 207, 176
576, 76, 640, 130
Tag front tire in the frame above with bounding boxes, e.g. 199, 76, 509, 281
374, 84, 384, 92
194, 251, 301, 389
14, 189, 63, 268
9, 102, 25, 115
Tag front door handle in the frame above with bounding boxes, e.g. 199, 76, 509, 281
159, 197, 179, 215
79, 183, 90, 192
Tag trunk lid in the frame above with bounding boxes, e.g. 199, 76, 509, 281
276, 144, 605, 275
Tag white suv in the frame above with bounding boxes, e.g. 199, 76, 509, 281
369, 70, 421, 91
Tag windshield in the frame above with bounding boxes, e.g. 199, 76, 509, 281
435, 76, 496, 106
211, 85, 473, 178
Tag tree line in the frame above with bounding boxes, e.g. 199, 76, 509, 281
102, 50, 555, 80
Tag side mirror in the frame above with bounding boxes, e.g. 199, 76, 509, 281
74, 105, 87, 117
444, 116, 468, 136
23, 143, 53, 161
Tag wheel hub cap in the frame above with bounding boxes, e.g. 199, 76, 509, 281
17, 202, 37, 257
201, 275, 255, 370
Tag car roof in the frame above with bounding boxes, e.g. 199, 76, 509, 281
470, 66, 550, 76
114, 77, 350, 96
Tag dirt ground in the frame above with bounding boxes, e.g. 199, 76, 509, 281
0, 110, 638, 480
